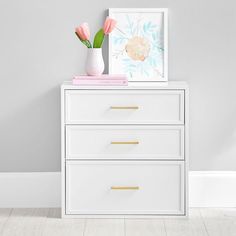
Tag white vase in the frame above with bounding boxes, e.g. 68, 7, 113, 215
85, 48, 104, 76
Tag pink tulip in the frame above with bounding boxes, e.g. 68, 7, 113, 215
75, 23, 90, 41
103, 17, 117, 35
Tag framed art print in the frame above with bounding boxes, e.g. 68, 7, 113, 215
108, 8, 168, 81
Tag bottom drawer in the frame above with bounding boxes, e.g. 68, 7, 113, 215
66, 161, 185, 215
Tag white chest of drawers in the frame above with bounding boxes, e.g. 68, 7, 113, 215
61, 81, 189, 218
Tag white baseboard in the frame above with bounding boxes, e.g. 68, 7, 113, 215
0, 171, 236, 208
0, 172, 60, 208
189, 171, 236, 207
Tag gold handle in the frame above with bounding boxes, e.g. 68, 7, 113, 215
111, 186, 139, 190
110, 106, 139, 110
111, 141, 139, 145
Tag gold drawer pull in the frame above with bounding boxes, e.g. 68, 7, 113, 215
111, 186, 139, 190
111, 141, 139, 145
110, 106, 139, 110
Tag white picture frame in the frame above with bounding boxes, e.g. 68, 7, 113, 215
108, 8, 168, 82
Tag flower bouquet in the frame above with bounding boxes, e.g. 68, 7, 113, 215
75, 17, 116, 75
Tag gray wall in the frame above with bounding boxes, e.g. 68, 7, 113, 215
0, 0, 235, 172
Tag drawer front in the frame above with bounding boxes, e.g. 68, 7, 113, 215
66, 161, 185, 215
66, 125, 184, 160
65, 90, 184, 124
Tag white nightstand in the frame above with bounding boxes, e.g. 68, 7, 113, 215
61, 81, 189, 218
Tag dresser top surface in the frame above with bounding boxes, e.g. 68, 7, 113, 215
61, 81, 188, 90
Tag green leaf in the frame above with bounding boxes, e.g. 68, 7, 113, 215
82, 40, 92, 48
75, 32, 92, 48
93, 28, 105, 48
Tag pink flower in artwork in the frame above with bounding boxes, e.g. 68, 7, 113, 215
75, 23, 90, 41
103, 17, 117, 34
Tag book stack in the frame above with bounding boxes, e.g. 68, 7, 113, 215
73, 74, 128, 86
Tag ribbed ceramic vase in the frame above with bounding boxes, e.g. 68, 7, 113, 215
85, 48, 104, 76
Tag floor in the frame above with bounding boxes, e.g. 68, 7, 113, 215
0, 208, 236, 236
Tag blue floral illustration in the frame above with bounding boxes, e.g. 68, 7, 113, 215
111, 14, 164, 79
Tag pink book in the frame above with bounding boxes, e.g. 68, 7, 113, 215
73, 74, 127, 80
72, 78, 128, 86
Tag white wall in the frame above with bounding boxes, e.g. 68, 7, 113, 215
0, 0, 235, 171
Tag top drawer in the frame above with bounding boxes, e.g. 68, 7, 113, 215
64, 90, 184, 124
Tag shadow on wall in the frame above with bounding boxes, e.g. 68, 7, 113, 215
102, 10, 109, 73
0, 86, 61, 172
210, 109, 236, 169
190, 81, 236, 170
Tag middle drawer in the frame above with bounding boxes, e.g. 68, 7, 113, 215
66, 125, 184, 160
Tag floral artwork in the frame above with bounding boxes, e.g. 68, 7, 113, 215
109, 9, 168, 81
